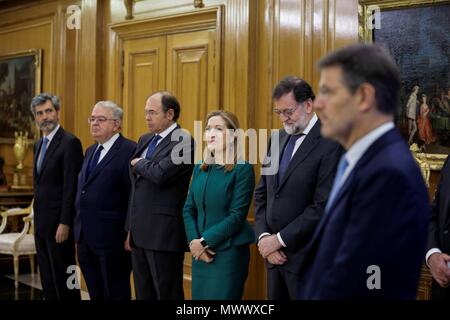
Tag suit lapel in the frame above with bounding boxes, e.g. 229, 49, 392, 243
36, 127, 63, 181
277, 121, 321, 190
148, 125, 180, 161
134, 134, 154, 159
81, 145, 95, 183
271, 132, 289, 190
307, 128, 402, 253
34, 139, 42, 179
85, 135, 124, 184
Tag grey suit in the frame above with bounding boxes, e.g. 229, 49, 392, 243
126, 125, 194, 299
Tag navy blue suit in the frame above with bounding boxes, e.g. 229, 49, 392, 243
298, 128, 429, 299
74, 134, 136, 300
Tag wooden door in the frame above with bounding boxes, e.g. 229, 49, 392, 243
166, 29, 220, 135
122, 36, 166, 141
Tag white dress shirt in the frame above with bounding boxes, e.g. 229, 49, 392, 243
95, 133, 120, 164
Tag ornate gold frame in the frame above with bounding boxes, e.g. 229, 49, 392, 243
0, 48, 42, 144
359, 0, 449, 171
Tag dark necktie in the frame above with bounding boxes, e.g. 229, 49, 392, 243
145, 135, 161, 159
278, 134, 303, 184
37, 137, 49, 174
86, 145, 103, 179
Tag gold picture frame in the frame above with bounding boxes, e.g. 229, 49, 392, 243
359, 0, 450, 170
0, 48, 42, 144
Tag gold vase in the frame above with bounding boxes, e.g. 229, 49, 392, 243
13, 131, 28, 170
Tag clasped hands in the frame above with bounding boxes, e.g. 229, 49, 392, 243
130, 158, 142, 167
258, 234, 287, 265
189, 239, 216, 263
428, 253, 450, 288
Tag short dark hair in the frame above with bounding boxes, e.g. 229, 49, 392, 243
149, 91, 181, 121
318, 43, 400, 115
161, 93, 181, 121
30, 93, 60, 115
272, 76, 315, 103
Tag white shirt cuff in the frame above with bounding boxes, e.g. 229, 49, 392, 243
425, 248, 442, 267
258, 232, 271, 241
277, 232, 287, 247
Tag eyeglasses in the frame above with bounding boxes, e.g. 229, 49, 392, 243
87, 116, 118, 124
144, 110, 161, 117
274, 103, 303, 117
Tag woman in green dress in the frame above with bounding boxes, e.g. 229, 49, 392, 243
183, 110, 255, 300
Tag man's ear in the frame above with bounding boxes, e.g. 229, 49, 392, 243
357, 83, 376, 113
304, 98, 314, 114
166, 108, 175, 120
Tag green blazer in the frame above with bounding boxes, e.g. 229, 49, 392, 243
183, 162, 256, 251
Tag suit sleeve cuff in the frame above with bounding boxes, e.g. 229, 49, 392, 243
277, 232, 287, 247
426, 248, 442, 267
258, 232, 271, 241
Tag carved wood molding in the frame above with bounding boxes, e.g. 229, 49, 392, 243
110, 6, 221, 39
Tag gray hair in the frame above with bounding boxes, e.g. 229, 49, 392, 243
30, 93, 60, 115
94, 100, 123, 121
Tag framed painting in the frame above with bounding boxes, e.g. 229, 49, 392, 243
0, 49, 42, 144
359, 0, 450, 169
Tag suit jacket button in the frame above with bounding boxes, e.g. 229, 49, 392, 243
275, 194, 279, 198
81, 190, 86, 194
444, 230, 449, 235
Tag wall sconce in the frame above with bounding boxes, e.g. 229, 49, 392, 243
194, 0, 205, 8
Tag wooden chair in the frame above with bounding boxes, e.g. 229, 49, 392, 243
0, 200, 36, 287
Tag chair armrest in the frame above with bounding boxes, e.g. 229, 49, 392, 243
0, 212, 7, 233
0, 200, 34, 234
4, 208, 30, 217
0, 208, 32, 234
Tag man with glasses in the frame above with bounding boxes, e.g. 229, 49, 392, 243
298, 44, 428, 299
74, 101, 136, 299
254, 76, 342, 299
126, 91, 194, 299
31, 93, 83, 300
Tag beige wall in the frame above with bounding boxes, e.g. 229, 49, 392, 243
0, 0, 359, 299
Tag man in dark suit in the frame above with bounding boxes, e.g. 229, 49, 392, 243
126, 91, 194, 300
298, 43, 429, 299
74, 101, 136, 300
31, 93, 83, 300
427, 156, 450, 300
254, 76, 342, 299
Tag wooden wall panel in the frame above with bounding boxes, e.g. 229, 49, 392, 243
74, 0, 102, 148
0, 0, 78, 186
0, 0, 362, 300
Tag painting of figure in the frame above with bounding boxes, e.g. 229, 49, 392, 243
369, 1, 450, 154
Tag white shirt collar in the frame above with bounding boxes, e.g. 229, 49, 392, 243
342, 122, 395, 181
43, 124, 60, 144
156, 122, 177, 142
94, 133, 120, 164
302, 113, 318, 135
98, 133, 120, 152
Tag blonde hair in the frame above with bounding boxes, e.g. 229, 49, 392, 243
200, 110, 240, 172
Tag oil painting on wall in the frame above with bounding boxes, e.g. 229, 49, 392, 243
0, 49, 41, 143
360, 0, 450, 157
